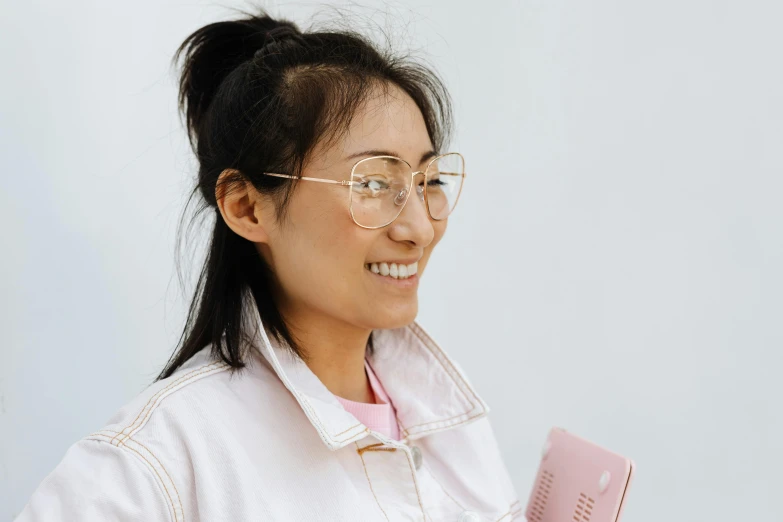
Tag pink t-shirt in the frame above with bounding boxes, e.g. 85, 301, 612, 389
334, 358, 401, 441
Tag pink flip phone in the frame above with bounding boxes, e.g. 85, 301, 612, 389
525, 427, 635, 522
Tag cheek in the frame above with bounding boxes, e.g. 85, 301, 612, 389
274, 192, 374, 293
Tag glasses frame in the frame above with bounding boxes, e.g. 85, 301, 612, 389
262, 151, 466, 229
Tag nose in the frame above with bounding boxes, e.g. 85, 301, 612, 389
387, 172, 435, 247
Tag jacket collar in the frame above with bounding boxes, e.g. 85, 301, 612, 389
249, 312, 490, 451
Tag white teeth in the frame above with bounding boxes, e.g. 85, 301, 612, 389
365, 261, 419, 280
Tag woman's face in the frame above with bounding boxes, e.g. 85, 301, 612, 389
258, 83, 447, 332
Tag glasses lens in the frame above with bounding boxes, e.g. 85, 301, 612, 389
350, 156, 411, 227
424, 153, 464, 220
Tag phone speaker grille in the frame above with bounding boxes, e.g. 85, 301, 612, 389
572, 492, 595, 521
527, 470, 554, 521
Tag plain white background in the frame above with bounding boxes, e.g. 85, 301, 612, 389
1, 0, 781, 519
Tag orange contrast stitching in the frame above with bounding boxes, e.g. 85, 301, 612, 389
400, 441, 428, 521
297, 393, 368, 444
111, 362, 222, 444
495, 501, 523, 521
96, 430, 183, 520
401, 410, 487, 439
111, 362, 224, 445
357, 442, 398, 456
120, 362, 230, 445
88, 432, 180, 522
401, 409, 480, 435
409, 321, 478, 407
389, 399, 482, 443
354, 440, 426, 520
355, 441, 391, 522
256, 333, 366, 446
333, 422, 366, 438
409, 322, 477, 405
394, 321, 487, 437
500, 507, 523, 521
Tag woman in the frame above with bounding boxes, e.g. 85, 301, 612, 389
17, 9, 520, 522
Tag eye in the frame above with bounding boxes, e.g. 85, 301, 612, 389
365, 179, 388, 191
354, 175, 393, 196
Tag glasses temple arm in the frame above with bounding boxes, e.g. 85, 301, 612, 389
263, 172, 359, 186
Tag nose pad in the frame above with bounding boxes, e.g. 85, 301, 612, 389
394, 188, 407, 206
394, 174, 426, 207
413, 172, 426, 199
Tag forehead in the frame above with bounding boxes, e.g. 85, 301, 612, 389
322, 83, 433, 168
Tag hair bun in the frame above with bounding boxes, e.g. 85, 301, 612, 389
265, 25, 301, 41
254, 24, 304, 60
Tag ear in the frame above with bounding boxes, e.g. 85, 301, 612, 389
215, 169, 271, 244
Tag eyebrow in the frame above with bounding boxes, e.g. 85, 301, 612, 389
345, 149, 439, 166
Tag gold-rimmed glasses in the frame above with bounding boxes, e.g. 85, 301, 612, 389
262, 152, 466, 229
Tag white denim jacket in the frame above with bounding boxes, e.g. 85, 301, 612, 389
16, 315, 521, 521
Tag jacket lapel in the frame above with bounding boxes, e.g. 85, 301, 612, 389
250, 312, 489, 451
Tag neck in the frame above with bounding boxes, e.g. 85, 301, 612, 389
283, 308, 375, 404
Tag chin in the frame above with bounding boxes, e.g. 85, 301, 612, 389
371, 303, 418, 330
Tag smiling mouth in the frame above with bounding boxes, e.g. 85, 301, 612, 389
364, 261, 418, 280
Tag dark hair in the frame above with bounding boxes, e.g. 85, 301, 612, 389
155, 7, 453, 381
